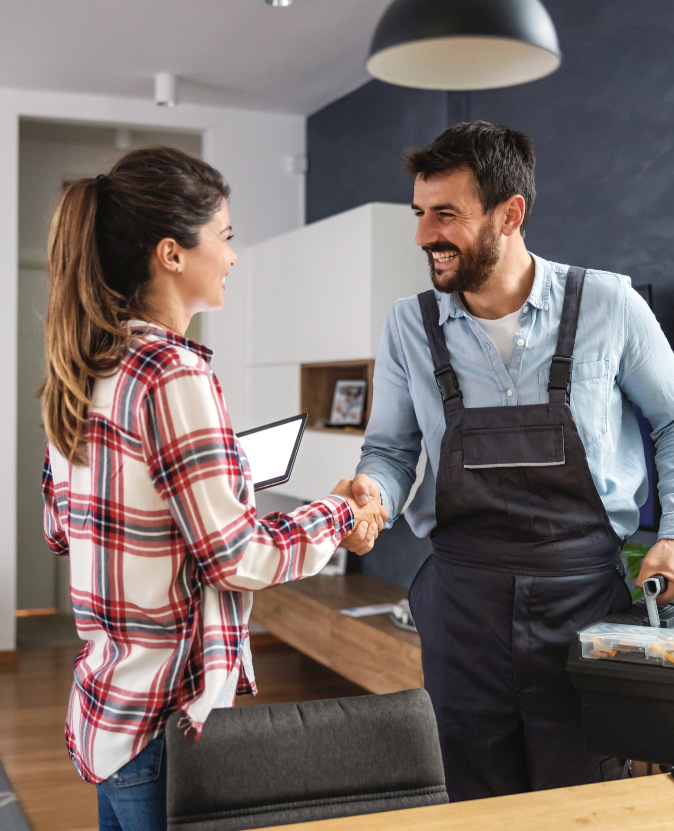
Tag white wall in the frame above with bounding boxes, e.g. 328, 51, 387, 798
0, 86, 305, 651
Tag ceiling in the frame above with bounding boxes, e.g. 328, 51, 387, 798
1, 0, 393, 116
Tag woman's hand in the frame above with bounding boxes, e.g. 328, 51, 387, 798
330, 476, 388, 556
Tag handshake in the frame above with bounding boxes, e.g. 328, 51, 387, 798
331, 474, 389, 556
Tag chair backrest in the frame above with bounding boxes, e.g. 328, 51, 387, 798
166, 688, 447, 830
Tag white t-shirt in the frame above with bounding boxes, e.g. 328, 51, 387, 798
471, 308, 521, 366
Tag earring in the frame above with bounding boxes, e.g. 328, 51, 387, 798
176, 266, 182, 273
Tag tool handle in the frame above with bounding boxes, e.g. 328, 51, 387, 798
643, 574, 668, 628
643, 574, 668, 598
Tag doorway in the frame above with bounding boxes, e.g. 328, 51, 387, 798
17, 119, 203, 615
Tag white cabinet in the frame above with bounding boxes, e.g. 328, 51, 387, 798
247, 203, 425, 365
245, 202, 427, 499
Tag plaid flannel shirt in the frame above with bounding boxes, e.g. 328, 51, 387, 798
42, 323, 354, 783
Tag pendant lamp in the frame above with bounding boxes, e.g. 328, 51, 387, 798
366, 0, 562, 91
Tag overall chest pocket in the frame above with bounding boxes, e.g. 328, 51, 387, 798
540, 359, 609, 449
463, 424, 565, 468
440, 422, 582, 541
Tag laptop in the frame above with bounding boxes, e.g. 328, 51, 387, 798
236, 413, 308, 491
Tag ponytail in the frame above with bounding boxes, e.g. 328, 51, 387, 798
40, 146, 229, 465
41, 178, 129, 466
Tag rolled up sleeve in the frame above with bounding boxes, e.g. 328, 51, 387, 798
141, 362, 354, 591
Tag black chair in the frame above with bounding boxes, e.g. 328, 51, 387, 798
166, 688, 447, 830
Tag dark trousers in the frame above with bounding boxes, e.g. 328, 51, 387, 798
410, 557, 631, 801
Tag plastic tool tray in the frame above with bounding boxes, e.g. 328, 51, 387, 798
578, 622, 674, 668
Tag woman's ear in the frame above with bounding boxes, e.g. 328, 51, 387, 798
153, 237, 184, 274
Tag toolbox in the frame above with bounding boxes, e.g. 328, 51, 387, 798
567, 595, 674, 766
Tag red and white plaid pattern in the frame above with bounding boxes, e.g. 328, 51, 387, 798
43, 323, 353, 783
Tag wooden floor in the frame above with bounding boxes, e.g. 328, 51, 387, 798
0, 618, 365, 831
3, 617, 660, 831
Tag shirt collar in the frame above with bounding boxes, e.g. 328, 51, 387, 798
126, 319, 213, 363
527, 252, 551, 311
436, 251, 551, 325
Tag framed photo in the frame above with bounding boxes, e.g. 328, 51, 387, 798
328, 379, 367, 427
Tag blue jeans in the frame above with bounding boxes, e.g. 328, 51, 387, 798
96, 735, 167, 831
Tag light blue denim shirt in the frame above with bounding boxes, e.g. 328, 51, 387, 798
357, 253, 674, 542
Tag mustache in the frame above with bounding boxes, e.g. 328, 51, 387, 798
423, 243, 461, 255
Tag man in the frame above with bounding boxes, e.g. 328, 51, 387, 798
351, 121, 674, 800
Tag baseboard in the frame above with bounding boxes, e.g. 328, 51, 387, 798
0, 650, 18, 670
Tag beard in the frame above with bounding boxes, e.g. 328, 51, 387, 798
425, 219, 501, 295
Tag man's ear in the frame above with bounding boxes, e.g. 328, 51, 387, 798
501, 195, 526, 237
154, 237, 184, 273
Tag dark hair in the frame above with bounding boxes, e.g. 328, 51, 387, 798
41, 145, 230, 464
404, 121, 536, 234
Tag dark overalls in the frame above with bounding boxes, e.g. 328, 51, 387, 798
409, 267, 631, 801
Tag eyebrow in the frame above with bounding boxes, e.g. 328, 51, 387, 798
411, 202, 460, 213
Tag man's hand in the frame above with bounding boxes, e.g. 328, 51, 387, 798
636, 538, 674, 604
331, 475, 389, 556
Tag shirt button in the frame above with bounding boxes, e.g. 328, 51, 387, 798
522, 306, 529, 314
506, 389, 513, 397
516, 338, 525, 347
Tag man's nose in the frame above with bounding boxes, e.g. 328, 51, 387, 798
415, 215, 440, 248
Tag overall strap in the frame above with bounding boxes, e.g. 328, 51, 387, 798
418, 290, 464, 417
548, 266, 586, 405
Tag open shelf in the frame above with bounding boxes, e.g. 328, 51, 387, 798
300, 360, 375, 434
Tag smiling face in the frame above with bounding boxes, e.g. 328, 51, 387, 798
412, 167, 502, 295
178, 200, 237, 316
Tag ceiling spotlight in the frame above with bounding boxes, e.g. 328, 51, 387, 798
154, 72, 177, 107
265, 0, 293, 6
367, 0, 561, 91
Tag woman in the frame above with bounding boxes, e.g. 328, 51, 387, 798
40, 146, 385, 831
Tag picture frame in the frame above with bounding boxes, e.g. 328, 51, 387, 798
328, 379, 367, 427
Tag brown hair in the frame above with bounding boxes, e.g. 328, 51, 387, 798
404, 121, 536, 234
40, 146, 230, 465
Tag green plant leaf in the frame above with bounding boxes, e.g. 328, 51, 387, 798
631, 586, 644, 602
622, 542, 650, 557
622, 542, 650, 602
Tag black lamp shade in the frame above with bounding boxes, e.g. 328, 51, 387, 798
367, 0, 562, 90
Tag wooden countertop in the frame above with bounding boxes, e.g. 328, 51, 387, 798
256, 773, 674, 831
251, 574, 422, 693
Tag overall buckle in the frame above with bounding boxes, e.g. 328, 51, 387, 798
434, 366, 463, 403
548, 356, 573, 393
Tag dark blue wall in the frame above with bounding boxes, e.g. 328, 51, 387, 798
307, 0, 674, 343
306, 82, 463, 223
